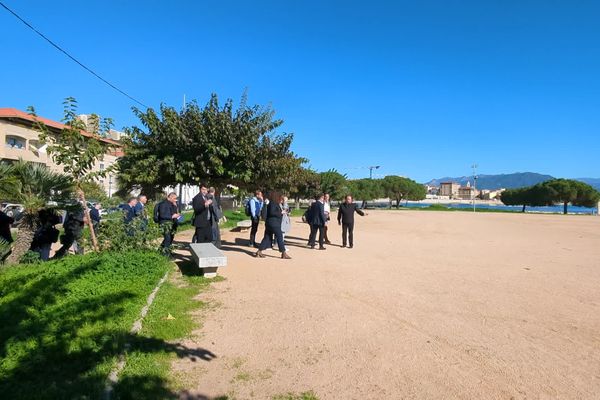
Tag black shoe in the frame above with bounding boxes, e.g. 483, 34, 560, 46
318, 246, 326, 250
342, 245, 346, 248
348, 245, 353, 249
309, 245, 315, 249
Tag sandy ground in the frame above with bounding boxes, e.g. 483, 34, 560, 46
171, 210, 600, 400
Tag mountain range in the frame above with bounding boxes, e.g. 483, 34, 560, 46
425, 173, 600, 191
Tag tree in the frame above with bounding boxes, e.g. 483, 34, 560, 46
382, 176, 425, 208
348, 178, 384, 208
289, 167, 321, 209
319, 169, 349, 200
29, 98, 115, 251
543, 179, 600, 214
118, 93, 304, 196
1, 160, 73, 264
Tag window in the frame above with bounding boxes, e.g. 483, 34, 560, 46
99, 163, 105, 170
5, 136, 26, 149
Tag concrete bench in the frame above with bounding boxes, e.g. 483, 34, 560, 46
189, 243, 227, 278
236, 220, 252, 231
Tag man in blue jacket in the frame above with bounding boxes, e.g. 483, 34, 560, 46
307, 193, 327, 250
248, 190, 264, 247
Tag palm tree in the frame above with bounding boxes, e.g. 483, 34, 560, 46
1, 160, 73, 264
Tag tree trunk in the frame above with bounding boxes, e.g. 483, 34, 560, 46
361, 200, 367, 209
563, 202, 568, 215
79, 188, 99, 252
6, 214, 37, 265
396, 198, 401, 209
294, 196, 301, 210
522, 205, 526, 213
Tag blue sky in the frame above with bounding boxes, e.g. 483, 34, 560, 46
1, 1, 598, 181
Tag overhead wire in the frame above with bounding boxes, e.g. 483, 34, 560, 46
0, 1, 149, 109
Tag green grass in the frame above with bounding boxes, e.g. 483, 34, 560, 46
113, 274, 225, 399
0, 251, 172, 399
272, 391, 320, 400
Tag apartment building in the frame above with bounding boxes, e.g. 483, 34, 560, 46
0, 108, 122, 195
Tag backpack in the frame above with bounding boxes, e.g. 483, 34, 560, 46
244, 199, 252, 216
153, 201, 163, 223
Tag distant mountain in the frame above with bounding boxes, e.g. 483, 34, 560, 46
576, 178, 600, 191
426, 172, 555, 190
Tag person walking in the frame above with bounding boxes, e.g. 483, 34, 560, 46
192, 183, 214, 243
323, 193, 332, 244
281, 195, 291, 241
157, 192, 181, 253
30, 209, 60, 261
337, 195, 367, 248
53, 203, 86, 259
0, 208, 14, 244
307, 193, 327, 250
248, 190, 264, 247
134, 194, 149, 230
208, 187, 223, 248
0, 208, 14, 262
89, 203, 102, 233
255, 191, 291, 259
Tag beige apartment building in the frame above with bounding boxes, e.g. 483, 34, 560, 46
439, 182, 460, 197
0, 108, 122, 196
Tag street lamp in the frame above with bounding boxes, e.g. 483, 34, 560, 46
369, 165, 380, 179
471, 163, 478, 212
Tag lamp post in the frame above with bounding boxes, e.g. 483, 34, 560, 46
369, 165, 380, 179
471, 163, 478, 212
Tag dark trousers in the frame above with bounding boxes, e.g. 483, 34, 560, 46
194, 226, 213, 243
324, 224, 330, 242
160, 222, 175, 249
249, 217, 260, 245
211, 223, 221, 248
308, 225, 324, 248
259, 223, 286, 253
342, 222, 354, 247
54, 230, 83, 259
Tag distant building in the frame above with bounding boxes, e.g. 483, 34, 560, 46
425, 185, 439, 195
78, 114, 127, 141
480, 189, 505, 200
0, 108, 122, 196
457, 185, 479, 200
439, 182, 460, 198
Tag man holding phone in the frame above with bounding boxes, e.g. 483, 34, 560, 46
192, 183, 214, 243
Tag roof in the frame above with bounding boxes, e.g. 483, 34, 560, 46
0, 107, 122, 147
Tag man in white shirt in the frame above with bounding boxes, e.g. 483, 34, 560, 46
323, 193, 332, 245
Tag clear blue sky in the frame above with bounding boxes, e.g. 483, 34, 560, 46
1, 0, 599, 181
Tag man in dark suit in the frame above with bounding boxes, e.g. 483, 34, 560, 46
157, 192, 181, 252
307, 193, 327, 250
192, 183, 214, 243
337, 195, 367, 248
123, 197, 138, 224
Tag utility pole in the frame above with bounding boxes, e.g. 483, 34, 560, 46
472, 163, 478, 212
369, 165, 380, 179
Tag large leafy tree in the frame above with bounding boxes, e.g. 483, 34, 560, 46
1, 160, 73, 264
118, 93, 304, 195
348, 178, 384, 208
29, 98, 115, 251
543, 179, 600, 214
288, 167, 321, 209
319, 169, 349, 200
382, 175, 426, 208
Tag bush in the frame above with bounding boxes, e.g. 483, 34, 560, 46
95, 215, 162, 252
0, 250, 171, 399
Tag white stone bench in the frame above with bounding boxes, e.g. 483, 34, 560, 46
189, 243, 227, 278
236, 220, 252, 231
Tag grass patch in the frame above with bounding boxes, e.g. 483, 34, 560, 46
0, 251, 171, 399
113, 273, 224, 399
272, 391, 320, 400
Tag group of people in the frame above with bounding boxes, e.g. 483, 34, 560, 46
248, 190, 366, 260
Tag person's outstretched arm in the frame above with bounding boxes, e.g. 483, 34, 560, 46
355, 204, 365, 216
